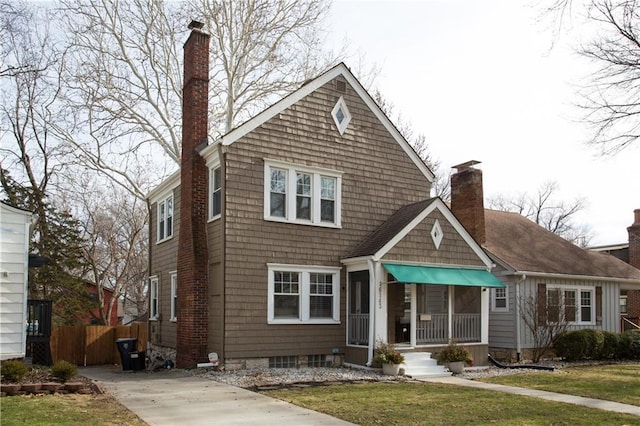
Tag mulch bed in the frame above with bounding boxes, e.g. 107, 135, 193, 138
1, 368, 101, 397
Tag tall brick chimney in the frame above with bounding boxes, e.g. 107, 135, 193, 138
176, 21, 210, 368
628, 209, 640, 269
450, 160, 486, 245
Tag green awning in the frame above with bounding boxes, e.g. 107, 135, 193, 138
382, 263, 505, 288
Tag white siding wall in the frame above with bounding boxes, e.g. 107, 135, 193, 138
488, 276, 518, 348
0, 204, 32, 360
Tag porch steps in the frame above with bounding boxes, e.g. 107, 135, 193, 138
401, 352, 452, 378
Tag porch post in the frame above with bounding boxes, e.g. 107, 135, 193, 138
410, 284, 417, 347
447, 285, 454, 341
481, 286, 489, 343
367, 259, 376, 365
373, 261, 388, 344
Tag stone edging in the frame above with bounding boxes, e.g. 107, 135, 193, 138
0, 381, 102, 397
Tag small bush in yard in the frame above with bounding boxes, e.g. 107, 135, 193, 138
600, 331, 619, 359
619, 330, 640, 359
581, 329, 605, 359
51, 360, 77, 382
554, 330, 588, 361
0, 359, 29, 382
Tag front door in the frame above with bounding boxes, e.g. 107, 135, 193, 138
387, 283, 411, 344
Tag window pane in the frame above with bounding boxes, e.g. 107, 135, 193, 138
310, 296, 332, 318
296, 173, 311, 220
270, 169, 286, 193
212, 167, 222, 216
564, 290, 576, 322
159, 203, 166, 240
495, 298, 507, 309
547, 289, 560, 323
167, 198, 173, 237
270, 193, 286, 217
321, 199, 334, 222
321, 177, 335, 199
581, 291, 592, 322
275, 295, 299, 318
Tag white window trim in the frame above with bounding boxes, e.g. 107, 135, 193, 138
156, 194, 174, 243
209, 161, 222, 221
264, 160, 342, 228
491, 287, 509, 312
547, 285, 596, 325
170, 271, 177, 322
149, 276, 159, 321
331, 96, 351, 135
267, 264, 341, 325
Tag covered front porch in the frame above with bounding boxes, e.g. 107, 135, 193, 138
344, 262, 505, 366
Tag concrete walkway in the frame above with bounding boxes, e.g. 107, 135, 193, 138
78, 366, 353, 426
79, 366, 640, 425
421, 376, 640, 417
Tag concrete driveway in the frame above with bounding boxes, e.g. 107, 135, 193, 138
79, 366, 353, 426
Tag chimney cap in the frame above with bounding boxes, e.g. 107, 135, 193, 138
452, 160, 481, 172
188, 20, 204, 30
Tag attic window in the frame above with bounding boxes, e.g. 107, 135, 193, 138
431, 219, 443, 249
331, 97, 351, 135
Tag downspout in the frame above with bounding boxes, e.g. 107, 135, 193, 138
366, 259, 376, 366
515, 274, 526, 362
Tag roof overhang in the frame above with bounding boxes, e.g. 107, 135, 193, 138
498, 270, 640, 285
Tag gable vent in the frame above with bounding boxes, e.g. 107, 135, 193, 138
336, 79, 347, 93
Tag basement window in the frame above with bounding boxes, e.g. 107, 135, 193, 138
269, 356, 297, 368
307, 354, 331, 367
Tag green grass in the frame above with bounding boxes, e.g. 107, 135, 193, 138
0, 393, 146, 426
478, 363, 640, 406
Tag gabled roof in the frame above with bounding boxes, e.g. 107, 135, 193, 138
484, 209, 640, 281
199, 62, 434, 182
346, 198, 493, 268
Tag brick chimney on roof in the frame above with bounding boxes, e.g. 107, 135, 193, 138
176, 21, 210, 368
450, 160, 486, 245
628, 209, 640, 270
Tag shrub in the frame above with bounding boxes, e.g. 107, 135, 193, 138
554, 330, 588, 361
51, 360, 77, 382
0, 359, 29, 382
600, 331, 619, 359
619, 330, 640, 359
373, 340, 405, 365
435, 341, 473, 365
581, 329, 605, 359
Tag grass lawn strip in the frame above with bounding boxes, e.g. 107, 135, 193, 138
478, 363, 640, 407
264, 382, 640, 425
0, 393, 146, 426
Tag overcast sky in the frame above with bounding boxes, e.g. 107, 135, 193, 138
327, 0, 639, 246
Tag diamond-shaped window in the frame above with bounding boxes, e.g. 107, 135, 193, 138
431, 219, 443, 250
331, 97, 351, 135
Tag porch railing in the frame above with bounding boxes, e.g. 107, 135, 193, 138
417, 313, 480, 344
348, 313, 369, 346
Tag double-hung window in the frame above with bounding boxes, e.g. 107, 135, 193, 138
491, 287, 508, 312
157, 195, 174, 242
267, 264, 340, 324
210, 165, 222, 219
170, 272, 177, 322
150, 277, 159, 320
547, 286, 594, 324
264, 160, 342, 227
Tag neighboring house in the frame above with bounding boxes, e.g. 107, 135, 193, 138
589, 210, 640, 330
81, 282, 118, 326
0, 202, 34, 360
448, 163, 640, 361
147, 23, 504, 369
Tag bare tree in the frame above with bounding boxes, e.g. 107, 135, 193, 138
52, 0, 337, 200
539, 0, 640, 155
488, 181, 592, 246
519, 291, 571, 362
75, 178, 149, 325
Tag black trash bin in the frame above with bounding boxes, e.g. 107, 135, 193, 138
115, 338, 138, 371
130, 351, 146, 371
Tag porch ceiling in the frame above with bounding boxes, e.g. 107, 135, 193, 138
382, 263, 505, 288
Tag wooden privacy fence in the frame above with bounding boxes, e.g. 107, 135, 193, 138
50, 323, 147, 366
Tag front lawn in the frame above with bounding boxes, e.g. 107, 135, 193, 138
263, 381, 640, 425
478, 363, 640, 406
0, 393, 146, 426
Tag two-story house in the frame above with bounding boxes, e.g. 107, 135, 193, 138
147, 22, 505, 370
